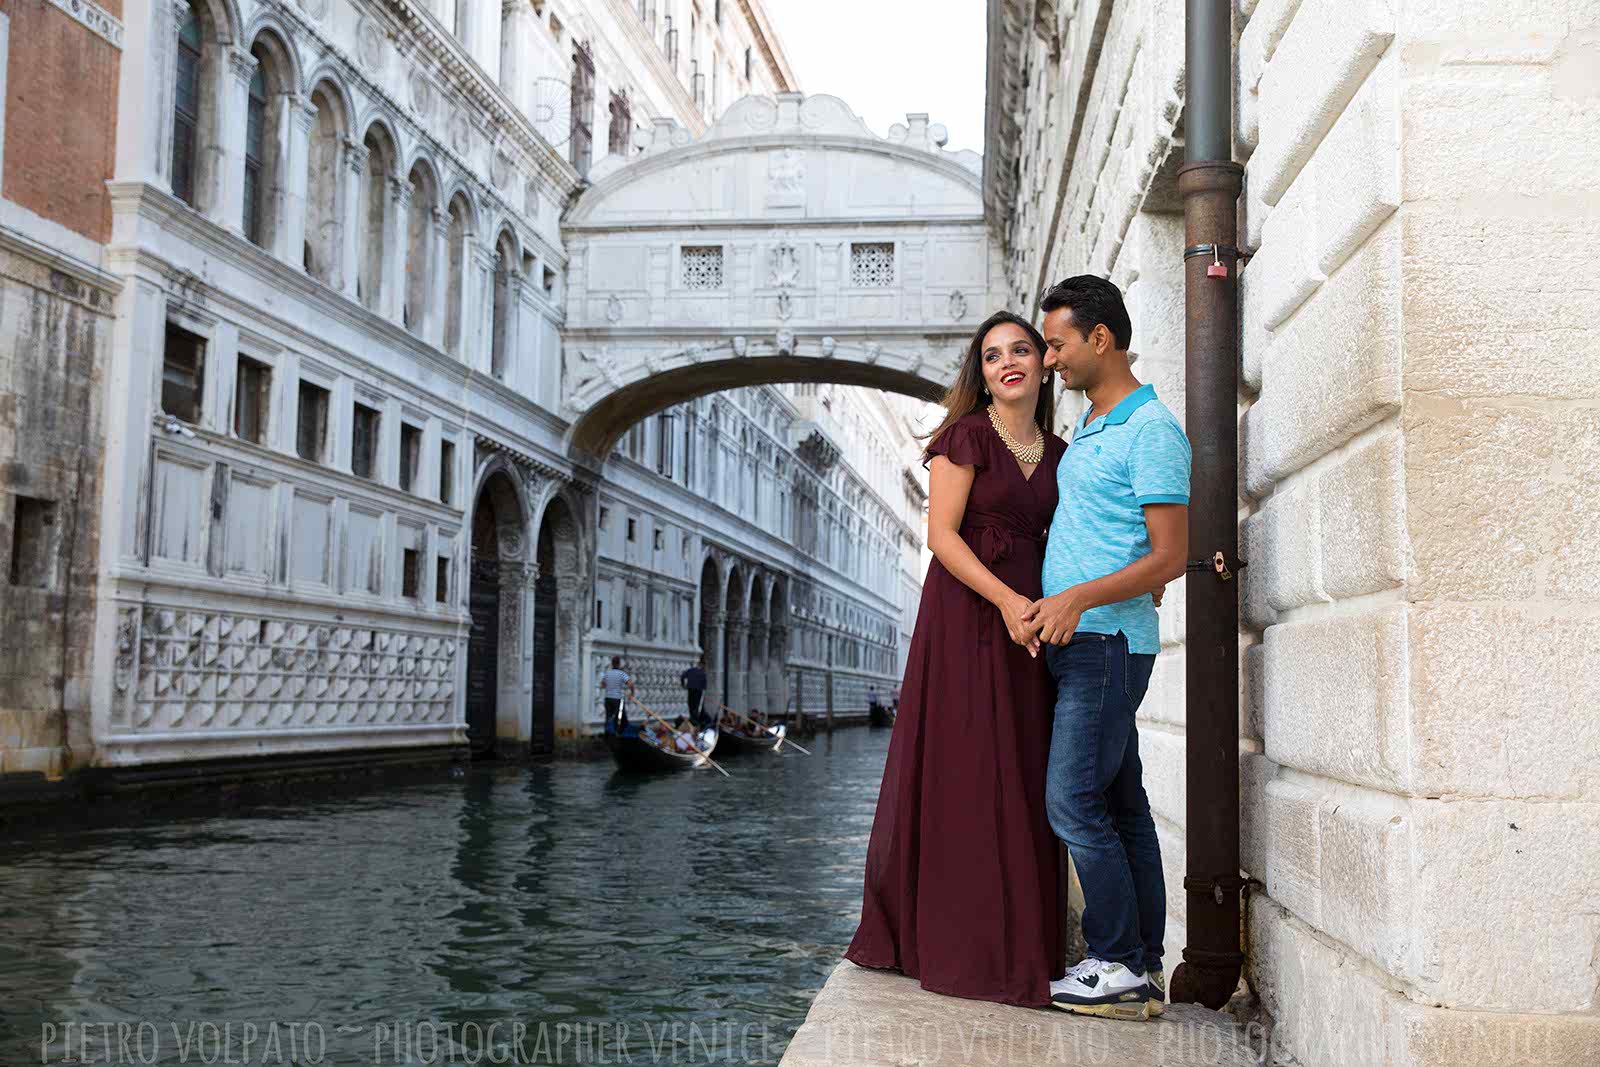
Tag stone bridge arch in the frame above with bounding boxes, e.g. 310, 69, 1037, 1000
560, 92, 999, 458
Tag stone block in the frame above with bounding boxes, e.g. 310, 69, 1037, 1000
1140, 645, 1185, 729
1257, 163, 1323, 331
1249, 218, 1401, 493
1397, 0, 1599, 40
1314, 50, 1399, 276
1263, 778, 1322, 926
1409, 799, 1600, 1012
1256, 0, 1395, 204
1257, 481, 1326, 617
1237, 249, 1269, 389
1407, 605, 1600, 801
1139, 723, 1186, 831
1252, 835, 1600, 1065
1401, 57, 1599, 206
1239, 503, 1276, 632
1262, 606, 1409, 792
1242, 641, 1267, 744
1387, 996, 1600, 1067
1156, 570, 1187, 646
1316, 796, 1411, 978
1401, 214, 1600, 402
1155, 813, 1187, 927
1239, 749, 1275, 879
1317, 430, 1407, 600
1403, 398, 1562, 602
1248, 896, 1401, 1067
1549, 408, 1600, 599
1239, 0, 1309, 151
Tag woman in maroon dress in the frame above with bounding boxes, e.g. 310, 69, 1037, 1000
845, 311, 1067, 1007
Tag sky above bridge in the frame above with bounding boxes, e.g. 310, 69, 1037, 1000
768, 0, 988, 155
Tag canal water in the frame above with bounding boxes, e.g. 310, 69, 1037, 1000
0, 728, 891, 1066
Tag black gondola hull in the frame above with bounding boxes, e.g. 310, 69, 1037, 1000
603, 727, 719, 773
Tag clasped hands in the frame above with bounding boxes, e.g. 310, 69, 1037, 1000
998, 587, 1165, 658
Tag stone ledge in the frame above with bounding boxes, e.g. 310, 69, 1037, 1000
780, 961, 1258, 1066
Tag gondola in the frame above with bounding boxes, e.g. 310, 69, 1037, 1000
869, 702, 896, 728
603, 717, 720, 773
714, 718, 787, 756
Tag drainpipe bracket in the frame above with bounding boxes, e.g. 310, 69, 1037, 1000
1183, 873, 1247, 906
1186, 553, 1248, 581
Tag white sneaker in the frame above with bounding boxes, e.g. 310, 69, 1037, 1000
1145, 967, 1166, 1016
1049, 958, 1150, 1021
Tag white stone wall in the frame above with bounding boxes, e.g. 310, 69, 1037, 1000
989, 0, 1600, 1062
84, 0, 925, 767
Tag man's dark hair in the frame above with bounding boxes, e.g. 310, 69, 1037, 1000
1040, 275, 1132, 351
611, 656, 622, 668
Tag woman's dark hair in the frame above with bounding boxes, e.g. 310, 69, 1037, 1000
923, 310, 1055, 458
1040, 274, 1132, 351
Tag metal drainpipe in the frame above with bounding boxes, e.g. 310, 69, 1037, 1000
1172, 0, 1247, 1010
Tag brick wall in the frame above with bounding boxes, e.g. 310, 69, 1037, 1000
0, 0, 121, 243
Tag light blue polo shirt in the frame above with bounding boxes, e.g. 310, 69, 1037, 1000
1042, 384, 1191, 655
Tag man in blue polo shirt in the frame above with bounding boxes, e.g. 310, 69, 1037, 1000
1023, 275, 1191, 1021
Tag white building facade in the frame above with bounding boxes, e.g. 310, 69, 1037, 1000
68, 0, 947, 775
987, 1, 1600, 1063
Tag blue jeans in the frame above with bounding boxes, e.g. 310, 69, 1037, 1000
1045, 632, 1164, 974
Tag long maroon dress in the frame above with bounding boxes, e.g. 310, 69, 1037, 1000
844, 411, 1067, 1008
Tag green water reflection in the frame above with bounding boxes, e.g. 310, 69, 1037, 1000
0, 728, 890, 1065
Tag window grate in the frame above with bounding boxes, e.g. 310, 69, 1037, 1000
850, 243, 895, 288
681, 246, 724, 290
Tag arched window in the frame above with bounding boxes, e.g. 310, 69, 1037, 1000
359, 126, 396, 311
243, 66, 267, 243
172, 4, 205, 205
305, 85, 345, 284
490, 232, 517, 380
445, 195, 469, 356
404, 164, 437, 334
244, 34, 295, 253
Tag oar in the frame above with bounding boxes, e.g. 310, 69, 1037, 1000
720, 703, 812, 756
632, 698, 731, 778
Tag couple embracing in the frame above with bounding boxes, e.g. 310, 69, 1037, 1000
844, 276, 1190, 1019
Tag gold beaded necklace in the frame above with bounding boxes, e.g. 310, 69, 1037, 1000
986, 404, 1044, 464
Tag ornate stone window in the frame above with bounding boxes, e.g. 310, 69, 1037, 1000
681, 245, 724, 290
850, 242, 895, 288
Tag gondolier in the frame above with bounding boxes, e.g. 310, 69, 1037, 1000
601, 657, 634, 732
681, 658, 709, 726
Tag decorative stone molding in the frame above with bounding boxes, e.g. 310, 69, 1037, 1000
46, 0, 125, 49
356, 16, 388, 74
110, 606, 458, 732
409, 70, 435, 118
227, 47, 259, 86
